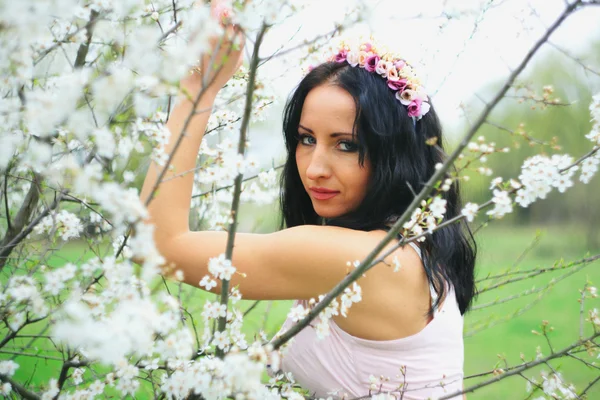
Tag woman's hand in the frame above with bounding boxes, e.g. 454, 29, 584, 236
181, 0, 244, 97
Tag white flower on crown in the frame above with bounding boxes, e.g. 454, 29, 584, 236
396, 89, 416, 105
387, 67, 400, 81
358, 51, 370, 67
346, 50, 359, 67
375, 60, 391, 77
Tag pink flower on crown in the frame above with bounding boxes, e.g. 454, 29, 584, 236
346, 50, 359, 67
396, 89, 416, 105
388, 78, 408, 92
375, 60, 391, 77
407, 99, 423, 117
335, 50, 348, 63
365, 55, 380, 72
387, 67, 399, 81
315, 40, 431, 119
358, 51, 369, 67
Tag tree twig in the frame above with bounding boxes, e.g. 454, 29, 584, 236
0, 373, 40, 400
439, 331, 600, 399
0, 172, 44, 270
216, 23, 269, 359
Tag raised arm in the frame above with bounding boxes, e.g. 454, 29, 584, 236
139, 1, 243, 242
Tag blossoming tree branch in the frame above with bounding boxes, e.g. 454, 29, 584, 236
0, 0, 599, 399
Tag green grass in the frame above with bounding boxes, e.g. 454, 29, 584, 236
464, 224, 600, 399
7, 224, 600, 398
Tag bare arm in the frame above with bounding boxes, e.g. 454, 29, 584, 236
139, 0, 243, 259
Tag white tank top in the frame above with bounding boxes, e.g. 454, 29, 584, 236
273, 242, 465, 399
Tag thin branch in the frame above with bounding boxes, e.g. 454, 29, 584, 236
216, 23, 269, 359
478, 254, 600, 295
580, 375, 600, 397
504, 94, 572, 107
0, 172, 44, 270
471, 256, 595, 310
3, 170, 12, 232
547, 41, 600, 77
191, 164, 283, 198
258, 25, 341, 65
0, 373, 40, 400
0, 350, 64, 362
485, 120, 554, 146
561, 146, 600, 174
439, 331, 600, 399
73, 10, 99, 68
580, 284, 587, 339
159, 20, 183, 42
243, 300, 261, 318
54, 359, 88, 399
465, 294, 545, 337
34, 11, 104, 66
568, 353, 600, 371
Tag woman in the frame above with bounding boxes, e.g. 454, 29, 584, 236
140, 5, 476, 398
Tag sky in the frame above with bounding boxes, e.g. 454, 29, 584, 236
246, 0, 600, 162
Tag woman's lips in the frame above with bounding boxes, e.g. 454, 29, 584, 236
309, 188, 340, 200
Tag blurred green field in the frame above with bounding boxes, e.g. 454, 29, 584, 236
7, 223, 600, 399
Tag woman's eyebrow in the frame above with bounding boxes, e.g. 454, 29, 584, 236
298, 124, 313, 133
298, 124, 353, 137
330, 133, 354, 138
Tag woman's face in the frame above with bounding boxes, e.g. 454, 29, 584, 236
295, 84, 372, 219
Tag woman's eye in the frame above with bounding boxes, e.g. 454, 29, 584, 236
298, 134, 315, 145
338, 141, 359, 152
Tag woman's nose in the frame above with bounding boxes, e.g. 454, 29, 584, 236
305, 146, 332, 181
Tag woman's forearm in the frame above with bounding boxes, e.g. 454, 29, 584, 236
139, 84, 217, 245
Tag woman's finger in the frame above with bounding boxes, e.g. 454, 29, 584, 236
210, 0, 233, 25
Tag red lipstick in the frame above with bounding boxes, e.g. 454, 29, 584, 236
309, 187, 339, 200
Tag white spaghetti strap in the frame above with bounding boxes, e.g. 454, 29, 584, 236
430, 284, 439, 309
402, 239, 439, 311
407, 241, 422, 259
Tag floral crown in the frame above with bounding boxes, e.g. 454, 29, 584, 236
322, 39, 430, 120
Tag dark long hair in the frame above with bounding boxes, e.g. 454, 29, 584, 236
280, 62, 476, 315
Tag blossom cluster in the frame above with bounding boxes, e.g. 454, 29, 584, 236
33, 209, 84, 241
515, 154, 577, 206
285, 282, 363, 340
459, 135, 510, 177
157, 348, 289, 399
326, 39, 430, 119
402, 196, 448, 241
482, 94, 600, 220
525, 371, 577, 399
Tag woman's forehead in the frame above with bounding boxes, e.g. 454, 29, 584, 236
300, 85, 356, 130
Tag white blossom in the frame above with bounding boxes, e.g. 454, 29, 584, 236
486, 190, 513, 219
33, 210, 83, 241
0, 383, 11, 396
41, 378, 59, 400
0, 360, 19, 377
461, 202, 479, 222
200, 275, 218, 290
287, 304, 309, 322
429, 197, 447, 219
208, 254, 237, 281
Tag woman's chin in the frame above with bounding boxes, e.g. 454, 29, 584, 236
314, 207, 344, 219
